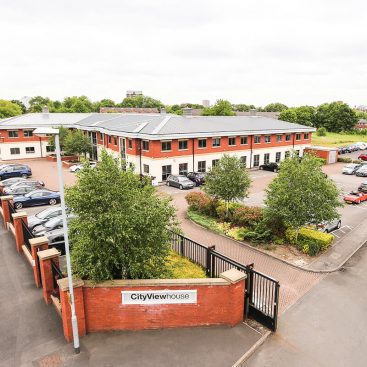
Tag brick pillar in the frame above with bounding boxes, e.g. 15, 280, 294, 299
29, 236, 49, 288
58, 278, 86, 342
12, 212, 28, 253
0, 183, 4, 195
37, 248, 60, 304
0, 195, 13, 229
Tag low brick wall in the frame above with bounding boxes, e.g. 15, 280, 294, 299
56, 270, 247, 342
46, 155, 78, 162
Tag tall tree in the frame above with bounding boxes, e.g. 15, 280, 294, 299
120, 95, 164, 109
315, 102, 358, 132
233, 104, 256, 112
202, 100, 235, 116
264, 154, 341, 237
279, 106, 316, 126
47, 126, 70, 152
64, 130, 92, 159
10, 100, 27, 114
66, 150, 176, 282
28, 96, 51, 112
0, 100, 23, 118
203, 154, 251, 216
263, 102, 288, 112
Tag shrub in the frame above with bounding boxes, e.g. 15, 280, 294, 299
337, 157, 353, 163
216, 201, 243, 221
243, 221, 273, 243
216, 222, 231, 235
316, 127, 327, 136
185, 192, 217, 216
352, 160, 362, 164
233, 206, 263, 228
227, 227, 250, 241
163, 251, 206, 279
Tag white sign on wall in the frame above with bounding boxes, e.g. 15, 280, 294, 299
121, 290, 197, 305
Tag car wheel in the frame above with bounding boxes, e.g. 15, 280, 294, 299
179, 185, 183, 190
274, 168, 278, 173
167, 181, 170, 186
324, 229, 329, 233
49, 199, 57, 205
14, 202, 23, 209
21, 174, 28, 179
337, 221, 341, 229
75, 168, 80, 172
259, 167, 263, 170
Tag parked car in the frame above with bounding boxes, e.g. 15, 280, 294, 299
342, 163, 361, 175
358, 182, 367, 193
354, 142, 367, 150
0, 177, 28, 188
3, 185, 38, 196
27, 206, 64, 231
355, 166, 367, 177
166, 175, 195, 190
45, 228, 66, 255
187, 172, 206, 186
13, 190, 61, 209
0, 164, 32, 180
338, 146, 352, 154
348, 144, 360, 152
32, 214, 75, 237
3, 180, 45, 194
70, 161, 97, 172
358, 154, 367, 161
343, 191, 367, 204
259, 162, 279, 172
316, 219, 341, 233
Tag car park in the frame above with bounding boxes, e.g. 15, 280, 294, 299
0, 164, 32, 180
316, 219, 342, 233
358, 182, 367, 193
358, 154, 367, 161
187, 172, 206, 186
343, 191, 367, 204
70, 161, 97, 172
342, 163, 361, 175
13, 190, 61, 209
27, 206, 64, 231
166, 175, 195, 190
259, 162, 279, 172
355, 166, 367, 177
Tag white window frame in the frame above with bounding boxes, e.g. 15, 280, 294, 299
161, 140, 172, 152
212, 137, 221, 148
178, 139, 188, 151
254, 136, 261, 144
240, 136, 248, 145
265, 135, 271, 143
228, 137, 236, 146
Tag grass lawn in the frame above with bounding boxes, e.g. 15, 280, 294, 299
311, 132, 367, 147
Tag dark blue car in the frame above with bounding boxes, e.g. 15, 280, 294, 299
0, 164, 32, 180
13, 190, 60, 209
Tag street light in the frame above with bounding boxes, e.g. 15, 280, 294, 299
33, 127, 80, 354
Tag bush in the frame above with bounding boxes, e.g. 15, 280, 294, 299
316, 127, 327, 136
185, 192, 217, 216
163, 251, 206, 279
216, 201, 243, 221
232, 206, 263, 228
227, 227, 250, 241
243, 221, 273, 244
337, 157, 353, 163
285, 227, 333, 256
352, 160, 362, 164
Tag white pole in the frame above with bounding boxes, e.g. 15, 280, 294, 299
55, 134, 80, 353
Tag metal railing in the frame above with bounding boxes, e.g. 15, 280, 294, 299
8, 201, 15, 224
21, 218, 33, 254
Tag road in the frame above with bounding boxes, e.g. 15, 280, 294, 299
244, 244, 367, 367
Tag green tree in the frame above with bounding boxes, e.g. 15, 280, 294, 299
66, 150, 176, 282
279, 108, 297, 123
263, 102, 288, 112
28, 96, 51, 112
315, 102, 358, 132
64, 130, 92, 159
0, 100, 23, 118
202, 100, 235, 116
279, 106, 316, 126
203, 154, 251, 216
10, 100, 27, 114
264, 154, 341, 238
233, 104, 256, 112
62, 96, 94, 112
120, 95, 164, 109
47, 126, 70, 152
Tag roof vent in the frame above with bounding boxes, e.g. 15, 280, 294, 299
249, 108, 257, 116
183, 107, 193, 116
42, 106, 49, 114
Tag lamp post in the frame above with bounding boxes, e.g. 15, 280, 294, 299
33, 128, 80, 354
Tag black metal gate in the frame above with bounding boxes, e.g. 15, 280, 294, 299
170, 232, 280, 331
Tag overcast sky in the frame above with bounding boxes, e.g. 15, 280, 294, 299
1, 0, 366, 107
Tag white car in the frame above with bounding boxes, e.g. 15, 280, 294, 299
342, 163, 361, 175
354, 142, 367, 150
69, 161, 97, 172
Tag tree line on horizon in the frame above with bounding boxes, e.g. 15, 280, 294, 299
0, 95, 365, 133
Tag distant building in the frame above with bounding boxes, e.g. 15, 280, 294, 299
126, 90, 143, 98
356, 105, 367, 112
202, 100, 210, 108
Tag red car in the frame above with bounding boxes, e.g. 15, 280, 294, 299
343, 191, 367, 204
358, 154, 367, 161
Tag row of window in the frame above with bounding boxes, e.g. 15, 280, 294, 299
9, 146, 55, 155
8, 130, 34, 138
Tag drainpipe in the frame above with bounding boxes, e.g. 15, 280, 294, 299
249, 135, 253, 168
139, 139, 142, 177
292, 133, 295, 149
39, 137, 43, 158
192, 138, 195, 172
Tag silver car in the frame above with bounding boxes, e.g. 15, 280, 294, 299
342, 164, 361, 175
166, 175, 195, 190
317, 219, 341, 233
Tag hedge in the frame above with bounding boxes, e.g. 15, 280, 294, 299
337, 157, 353, 163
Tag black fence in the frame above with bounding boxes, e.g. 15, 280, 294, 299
170, 231, 280, 331
51, 258, 65, 294
21, 218, 33, 254
8, 201, 15, 224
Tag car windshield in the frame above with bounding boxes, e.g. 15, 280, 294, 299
345, 164, 357, 168
36, 208, 58, 219
45, 217, 61, 228
178, 176, 190, 182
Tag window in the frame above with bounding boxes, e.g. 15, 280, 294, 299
179, 163, 188, 175
240, 156, 247, 167
8, 131, 18, 138
285, 134, 291, 142
10, 148, 20, 155
142, 140, 149, 151
161, 141, 172, 151
304, 133, 309, 140
275, 152, 281, 163
240, 136, 248, 145
296, 133, 301, 141
162, 165, 172, 181
228, 137, 236, 146
108, 135, 112, 144
143, 164, 149, 174
25, 147, 35, 154
128, 139, 132, 149
114, 137, 118, 146
253, 154, 260, 167
212, 159, 219, 167
276, 135, 282, 142
46, 145, 55, 152
285, 151, 290, 158
198, 139, 207, 148
265, 135, 271, 143
212, 138, 221, 147
254, 136, 261, 144
23, 130, 33, 137
198, 161, 206, 173
178, 140, 188, 150
264, 153, 270, 164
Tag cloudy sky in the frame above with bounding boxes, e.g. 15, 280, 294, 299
1, 0, 366, 107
